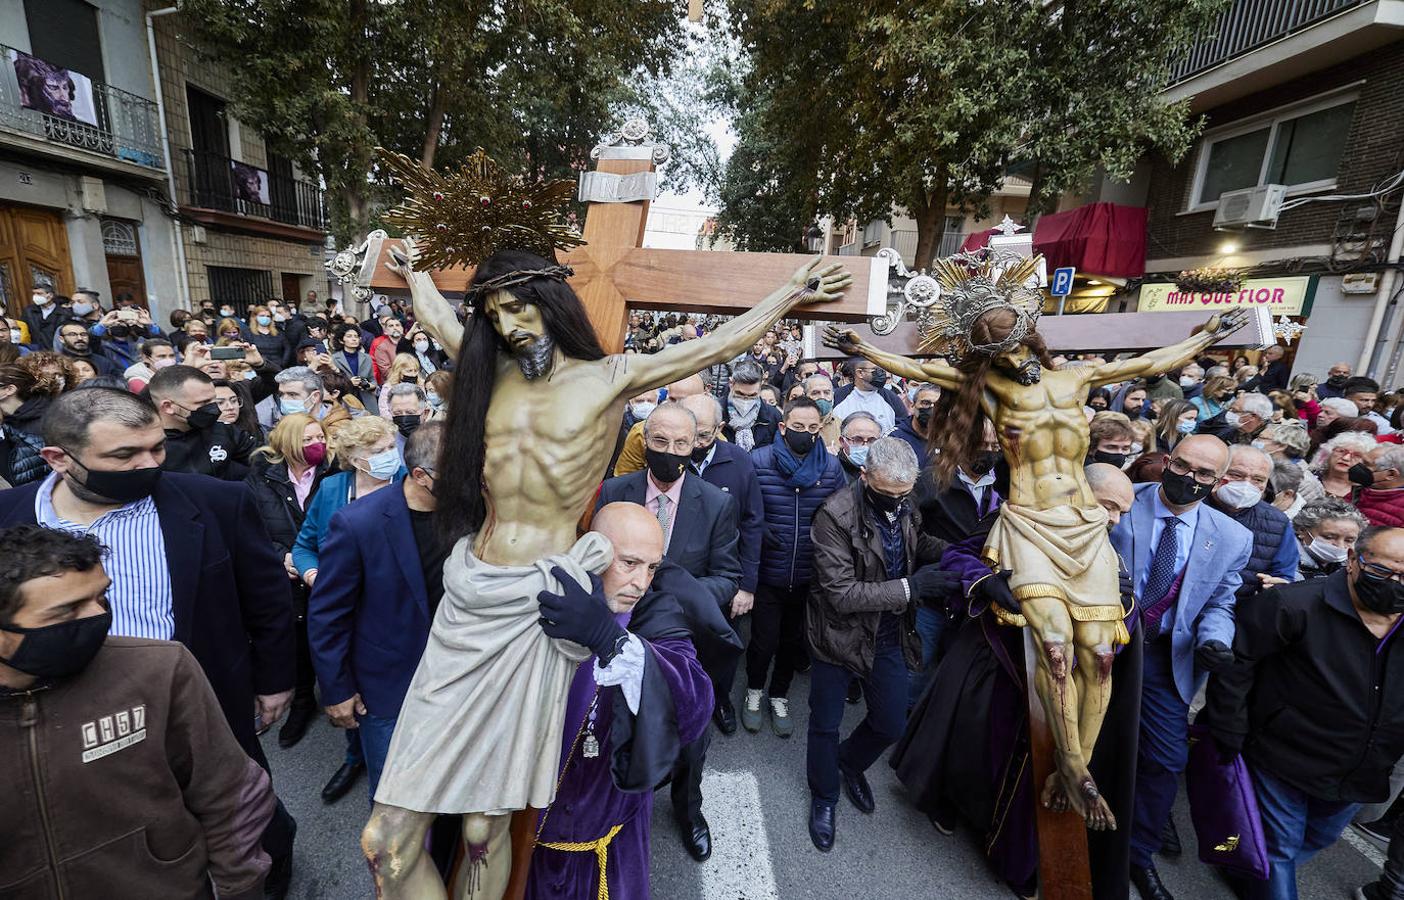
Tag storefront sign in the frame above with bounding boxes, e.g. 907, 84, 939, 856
1136, 276, 1312, 316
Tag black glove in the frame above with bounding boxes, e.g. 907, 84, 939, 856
537, 566, 627, 662
1195, 639, 1235, 674
908, 564, 959, 603
1207, 728, 1243, 765
1118, 569, 1135, 612
970, 569, 1018, 614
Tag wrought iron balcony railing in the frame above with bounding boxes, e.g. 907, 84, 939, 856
0, 43, 164, 170
181, 148, 327, 232
1169, 0, 1370, 83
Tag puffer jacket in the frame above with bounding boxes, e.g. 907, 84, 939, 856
1357, 487, 1404, 529
1210, 497, 1298, 597
1, 423, 47, 486
807, 480, 946, 675
750, 442, 846, 589
243, 455, 333, 558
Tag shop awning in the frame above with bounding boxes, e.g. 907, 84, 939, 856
960, 202, 1147, 278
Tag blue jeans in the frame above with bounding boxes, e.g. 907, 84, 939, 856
356, 711, 399, 800
1243, 765, 1359, 900
1131, 640, 1192, 868
908, 605, 947, 705
806, 631, 909, 804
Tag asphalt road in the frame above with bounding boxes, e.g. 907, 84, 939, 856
264, 671, 1382, 899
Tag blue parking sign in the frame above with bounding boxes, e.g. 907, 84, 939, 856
1051, 266, 1076, 296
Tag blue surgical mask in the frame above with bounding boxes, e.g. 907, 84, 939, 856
255, 314, 272, 326
364, 447, 401, 481
1176, 419, 1197, 435
426, 390, 442, 409
847, 444, 870, 468
816, 399, 833, 417
278, 397, 307, 416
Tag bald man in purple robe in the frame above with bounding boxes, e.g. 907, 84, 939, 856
527, 503, 713, 900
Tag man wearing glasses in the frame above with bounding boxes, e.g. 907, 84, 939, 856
1110, 434, 1254, 900
1207, 526, 1404, 900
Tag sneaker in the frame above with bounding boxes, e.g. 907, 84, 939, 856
770, 697, 793, 738
741, 689, 764, 733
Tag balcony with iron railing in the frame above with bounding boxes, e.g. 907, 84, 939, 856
1169, 0, 1371, 84
180, 148, 327, 234
0, 44, 165, 174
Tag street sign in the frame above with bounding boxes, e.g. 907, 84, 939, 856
1051, 266, 1075, 297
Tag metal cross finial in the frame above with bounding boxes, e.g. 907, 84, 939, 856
993, 215, 1024, 237
591, 117, 671, 165
1272, 315, 1306, 344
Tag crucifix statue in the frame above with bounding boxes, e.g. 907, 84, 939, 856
353, 123, 861, 900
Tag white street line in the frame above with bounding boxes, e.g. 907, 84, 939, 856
1343, 825, 1387, 868
700, 770, 780, 900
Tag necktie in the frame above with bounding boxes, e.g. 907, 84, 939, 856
655, 494, 673, 547
1141, 516, 1182, 640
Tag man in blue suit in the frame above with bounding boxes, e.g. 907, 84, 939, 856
680, 394, 764, 734
595, 402, 741, 863
1111, 434, 1253, 900
308, 421, 446, 797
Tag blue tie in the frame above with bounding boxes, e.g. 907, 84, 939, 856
1141, 516, 1182, 641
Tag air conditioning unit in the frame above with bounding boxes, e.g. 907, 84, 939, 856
1213, 184, 1287, 229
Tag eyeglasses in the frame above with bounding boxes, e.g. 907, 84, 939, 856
695, 428, 717, 442
1167, 457, 1220, 485
1359, 558, 1404, 583
786, 423, 823, 434
843, 435, 878, 446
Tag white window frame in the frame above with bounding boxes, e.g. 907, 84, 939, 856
1185, 88, 1359, 214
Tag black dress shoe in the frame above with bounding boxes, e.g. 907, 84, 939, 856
1159, 818, 1182, 856
1130, 865, 1174, 900
264, 817, 296, 899
321, 761, 364, 804
841, 767, 875, 814
277, 701, 316, 749
677, 815, 712, 862
713, 698, 738, 736
809, 799, 836, 852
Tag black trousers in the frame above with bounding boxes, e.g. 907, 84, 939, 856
291, 611, 316, 705
746, 582, 808, 698
671, 726, 714, 827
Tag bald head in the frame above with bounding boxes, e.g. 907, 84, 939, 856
1173, 434, 1231, 475
1085, 463, 1134, 527
679, 394, 721, 432
666, 375, 706, 402
593, 503, 664, 613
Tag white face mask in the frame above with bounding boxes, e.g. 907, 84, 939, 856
629, 401, 657, 420
1305, 535, 1349, 565
33, 293, 51, 306
414, 339, 430, 354
1216, 479, 1263, 510
1179, 375, 1197, 388
8, 329, 21, 343
1224, 411, 1242, 427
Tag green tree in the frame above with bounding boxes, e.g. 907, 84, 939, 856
175, 0, 697, 242
717, 0, 1227, 267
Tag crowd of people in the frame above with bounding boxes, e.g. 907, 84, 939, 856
3, 281, 1404, 900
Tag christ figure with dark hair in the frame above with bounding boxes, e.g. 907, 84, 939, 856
824, 305, 1247, 831
359, 239, 850, 899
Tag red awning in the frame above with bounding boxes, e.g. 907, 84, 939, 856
958, 202, 1147, 278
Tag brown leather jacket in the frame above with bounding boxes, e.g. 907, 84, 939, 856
1, 638, 273, 900
807, 480, 945, 675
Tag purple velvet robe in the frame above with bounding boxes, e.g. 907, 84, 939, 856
527, 595, 712, 900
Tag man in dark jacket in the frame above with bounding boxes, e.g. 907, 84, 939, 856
20, 285, 66, 350
721, 359, 782, 451
806, 437, 948, 851
744, 397, 846, 738
0, 525, 276, 900
148, 364, 258, 480
1207, 526, 1404, 900
891, 384, 939, 466
55, 319, 118, 375
1208, 444, 1299, 598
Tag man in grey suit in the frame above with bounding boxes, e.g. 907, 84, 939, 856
596, 402, 741, 864
1111, 434, 1253, 900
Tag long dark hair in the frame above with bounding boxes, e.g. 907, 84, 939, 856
929, 308, 1055, 488
435, 250, 606, 541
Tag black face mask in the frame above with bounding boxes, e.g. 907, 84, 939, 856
1328, 375, 1349, 388
690, 443, 713, 463
1349, 463, 1376, 488
1161, 467, 1213, 506
392, 414, 421, 437
1353, 569, 1404, 615
783, 428, 816, 456
868, 369, 888, 388
66, 453, 163, 504
0, 611, 111, 680
915, 408, 933, 429
970, 450, 1001, 476
645, 447, 689, 484
865, 486, 904, 516
1093, 450, 1128, 469
183, 402, 220, 431
108, 324, 131, 340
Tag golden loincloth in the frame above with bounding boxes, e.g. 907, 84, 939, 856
982, 503, 1129, 646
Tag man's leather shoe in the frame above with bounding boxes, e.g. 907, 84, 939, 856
264, 817, 296, 899
842, 767, 875, 814
713, 698, 737, 736
1130, 865, 1174, 900
277, 701, 315, 749
809, 799, 836, 852
321, 761, 364, 804
677, 815, 711, 862
1160, 818, 1182, 856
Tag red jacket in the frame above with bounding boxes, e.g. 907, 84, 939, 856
1357, 487, 1404, 528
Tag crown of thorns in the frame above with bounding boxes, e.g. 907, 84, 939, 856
918, 250, 1046, 363
378, 148, 585, 272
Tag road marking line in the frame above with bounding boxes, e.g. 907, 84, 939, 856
700, 770, 779, 900
1342, 825, 1386, 868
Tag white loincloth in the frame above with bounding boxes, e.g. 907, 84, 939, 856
373, 531, 613, 815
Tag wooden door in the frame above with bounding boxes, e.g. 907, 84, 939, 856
280, 272, 301, 301
102, 219, 148, 307
0, 204, 74, 318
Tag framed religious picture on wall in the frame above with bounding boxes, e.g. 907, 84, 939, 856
230, 161, 271, 205
8, 49, 99, 127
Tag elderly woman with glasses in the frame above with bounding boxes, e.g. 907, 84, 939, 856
1312, 432, 1380, 500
